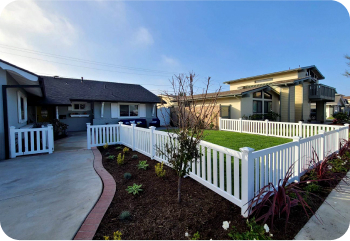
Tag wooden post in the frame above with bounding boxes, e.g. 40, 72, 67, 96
240, 147, 255, 217
9, 126, 16, 158
149, 126, 156, 159
293, 136, 301, 181
47, 124, 54, 153
86, 123, 91, 149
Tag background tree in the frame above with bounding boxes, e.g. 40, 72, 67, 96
158, 73, 221, 203
344, 54, 350, 77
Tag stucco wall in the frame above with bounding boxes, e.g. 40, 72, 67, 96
93, 102, 155, 126
58, 105, 93, 132
229, 71, 299, 90
215, 97, 241, 119
280, 87, 289, 122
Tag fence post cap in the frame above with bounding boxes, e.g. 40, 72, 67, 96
344, 123, 349, 127
239, 118, 242, 120
149, 126, 156, 130
265, 119, 269, 122
131, 123, 136, 127
118, 122, 123, 125
239, 147, 255, 153
86, 123, 91, 126
298, 121, 303, 124
293, 136, 302, 141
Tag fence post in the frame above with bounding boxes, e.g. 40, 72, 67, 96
86, 123, 91, 149
239, 118, 242, 133
9, 126, 16, 158
131, 123, 136, 150
47, 124, 54, 154
318, 130, 325, 161
149, 126, 156, 159
118, 122, 123, 143
293, 136, 301, 181
265, 119, 269, 136
298, 121, 303, 137
345, 124, 349, 141
218, 117, 222, 130
240, 147, 255, 217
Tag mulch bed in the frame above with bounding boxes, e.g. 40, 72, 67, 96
93, 145, 345, 240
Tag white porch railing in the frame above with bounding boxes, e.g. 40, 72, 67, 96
9, 125, 54, 158
86, 122, 349, 217
219, 117, 343, 139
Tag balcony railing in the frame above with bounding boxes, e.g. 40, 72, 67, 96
309, 84, 335, 101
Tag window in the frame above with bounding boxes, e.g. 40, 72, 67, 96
73, 103, 86, 110
264, 92, 272, 99
120, 105, 139, 117
253, 91, 262, 98
264, 101, 272, 113
253, 100, 262, 113
17, 91, 27, 123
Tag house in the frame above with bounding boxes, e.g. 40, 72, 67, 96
0, 59, 160, 160
190, 66, 336, 122
311, 93, 349, 119
157, 94, 177, 108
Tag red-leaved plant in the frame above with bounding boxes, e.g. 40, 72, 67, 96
246, 163, 322, 231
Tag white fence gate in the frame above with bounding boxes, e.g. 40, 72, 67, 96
9, 125, 54, 158
86, 122, 349, 217
157, 107, 171, 126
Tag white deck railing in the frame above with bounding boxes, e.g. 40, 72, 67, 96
9, 125, 54, 158
219, 117, 343, 139
86, 122, 349, 217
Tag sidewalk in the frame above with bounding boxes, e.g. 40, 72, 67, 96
294, 172, 350, 240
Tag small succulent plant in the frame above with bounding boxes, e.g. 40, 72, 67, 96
124, 172, 132, 180
119, 211, 131, 220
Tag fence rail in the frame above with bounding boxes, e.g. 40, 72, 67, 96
219, 118, 342, 139
9, 125, 54, 158
86, 122, 349, 217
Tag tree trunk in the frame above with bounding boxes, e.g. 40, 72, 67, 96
178, 176, 182, 203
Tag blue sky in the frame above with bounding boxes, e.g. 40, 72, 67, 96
0, 0, 349, 95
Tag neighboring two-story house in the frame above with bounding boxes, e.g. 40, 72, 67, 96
191, 66, 336, 122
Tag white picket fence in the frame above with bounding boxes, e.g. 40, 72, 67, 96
219, 117, 343, 138
9, 125, 54, 158
86, 122, 349, 217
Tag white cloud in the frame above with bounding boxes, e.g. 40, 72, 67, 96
162, 55, 179, 66
133, 27, 154, 46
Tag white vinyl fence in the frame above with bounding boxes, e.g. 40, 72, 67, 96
9, 125, 54, 158
219, 117, 343, 139
87, 122, 349, 217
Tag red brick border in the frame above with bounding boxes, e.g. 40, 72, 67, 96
74, 147, 116, 240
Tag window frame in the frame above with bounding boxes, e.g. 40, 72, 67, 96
119, 104, 139, 117
252, 90, 274, 116
17, 91, 27, 124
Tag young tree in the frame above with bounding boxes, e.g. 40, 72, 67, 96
158, 73, 221, 203
344, 54, 350, 77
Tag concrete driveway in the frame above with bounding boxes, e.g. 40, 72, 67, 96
0, 133, 102, 240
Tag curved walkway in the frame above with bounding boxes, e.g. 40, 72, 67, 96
0, 135, 102, 239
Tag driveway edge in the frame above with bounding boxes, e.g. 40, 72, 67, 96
74, 147, 116, 240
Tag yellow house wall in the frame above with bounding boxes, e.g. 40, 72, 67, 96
193, 97, 242, 119
289, 85, 295, 122
295, 84, 303, 121
229, 71, 299, 90
280, 87, 290, 122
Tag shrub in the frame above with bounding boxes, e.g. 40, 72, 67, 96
155, 162, 166, 177
191, 232, 200, 240
123, 147, 130, 154
124, 172, 132, 180
126, 183, 143, 195
332, 112, 349, 124
264, 111, 280, 121
132, 154, 138, 159
247, 163, 320, 231
304, 182, 321, 193
103, 231, 122, 240
117, 153, 125, 165
106, 155, 115, 160
228, 218, 272, 240
119, 211, 131, 220
137, 160, 149, 170
115, 146, 123, 150
104, 152, 110, 156
103, 143, 109, 149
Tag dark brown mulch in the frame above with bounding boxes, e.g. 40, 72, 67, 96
93, 145, 345, 240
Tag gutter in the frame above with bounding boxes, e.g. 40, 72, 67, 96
2, 84, 42, 159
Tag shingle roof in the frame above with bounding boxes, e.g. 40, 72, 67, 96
33, 76, 160, 105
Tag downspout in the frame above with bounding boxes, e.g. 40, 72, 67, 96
2, 85, 42, 159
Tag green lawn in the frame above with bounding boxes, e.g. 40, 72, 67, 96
163, 129, 292, 151
201, 130, 292, 151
